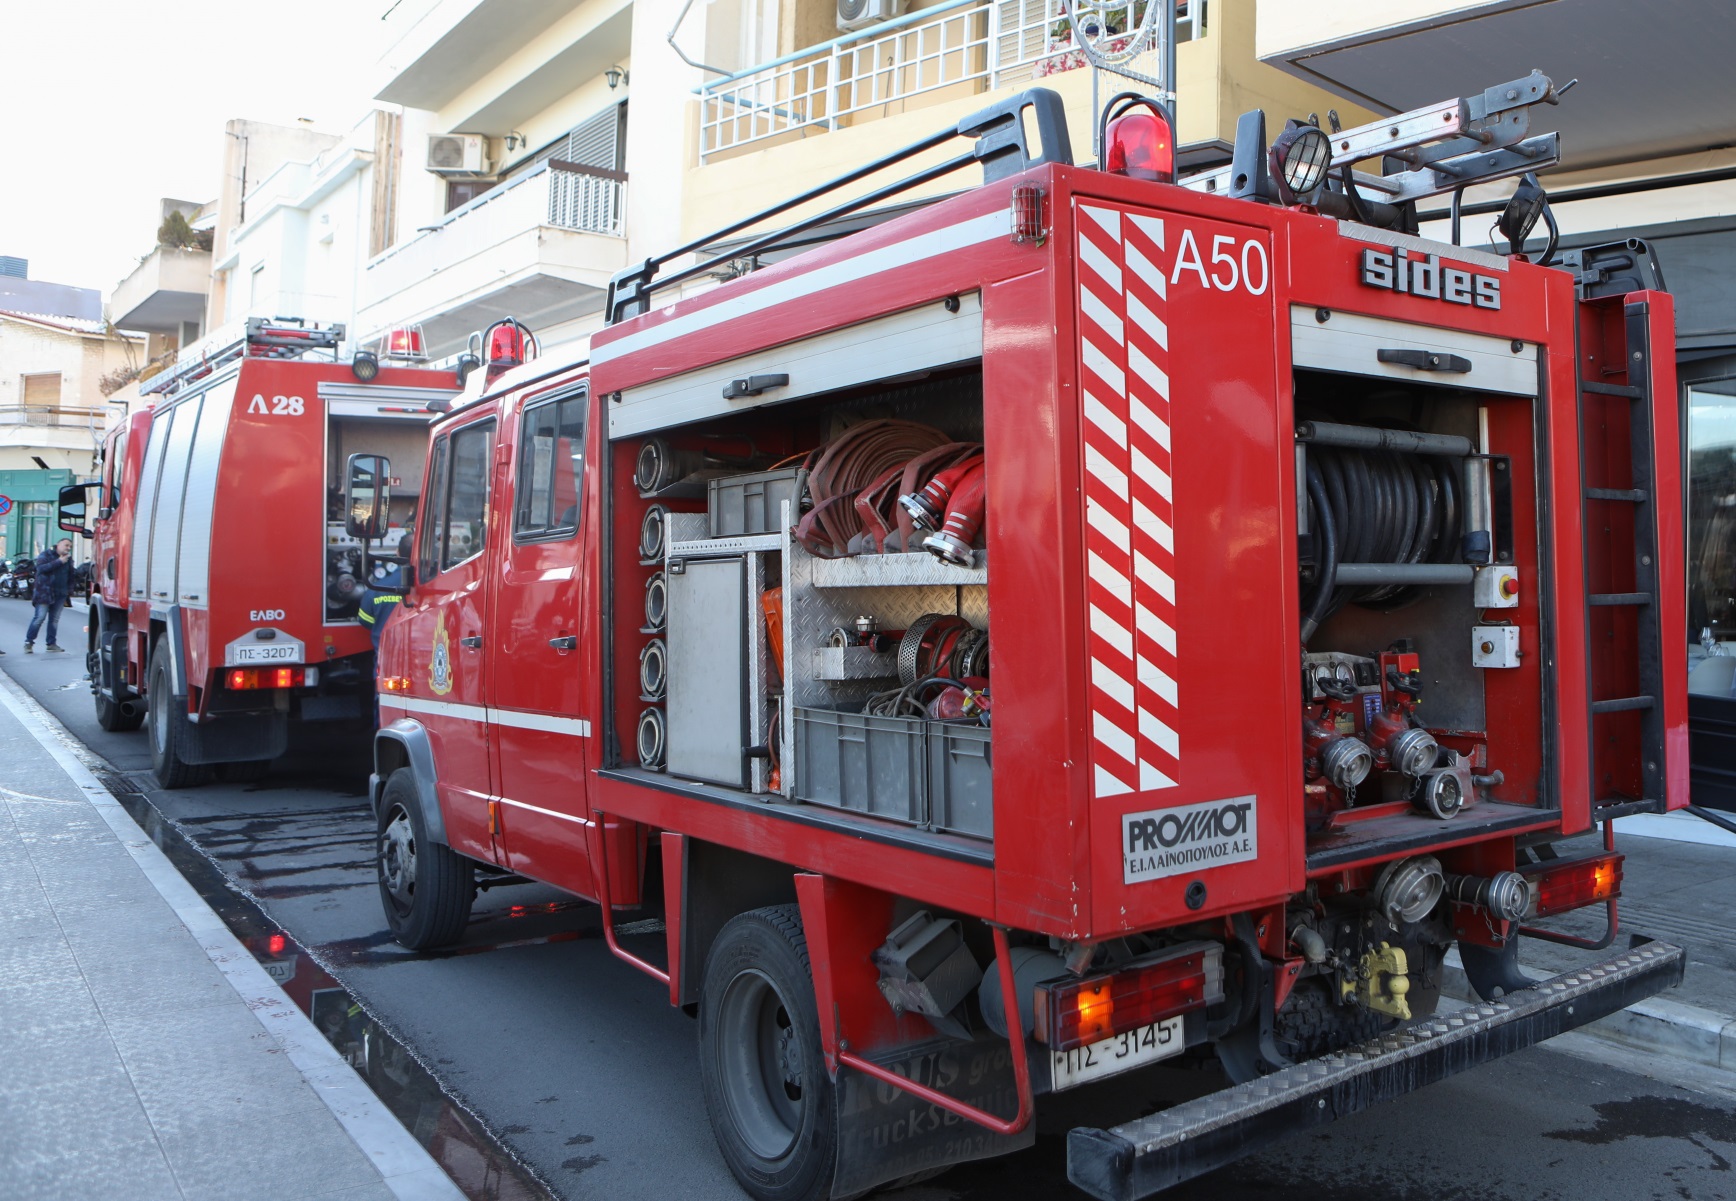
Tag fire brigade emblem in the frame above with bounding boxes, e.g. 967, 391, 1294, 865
429, 613, 454, 695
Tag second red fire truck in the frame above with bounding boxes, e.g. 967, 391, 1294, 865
353, 77, 1686, 1199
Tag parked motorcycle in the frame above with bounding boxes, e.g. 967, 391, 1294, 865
0, 554, 33, 599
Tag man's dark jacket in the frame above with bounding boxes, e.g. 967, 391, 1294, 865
31, 549, 70, 607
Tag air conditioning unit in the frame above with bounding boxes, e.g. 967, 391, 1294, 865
837, 0, 904, 32
425, 133, 490, 176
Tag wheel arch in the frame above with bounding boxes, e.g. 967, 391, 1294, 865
373, 719, 448, 846
670, 836, 798, 1010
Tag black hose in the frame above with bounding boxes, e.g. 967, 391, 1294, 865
1301, 462, 1338, 643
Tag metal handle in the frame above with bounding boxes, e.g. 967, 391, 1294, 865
549, 635, 578, 650
459, 635, 483, 648
1377, 348, 1472, 373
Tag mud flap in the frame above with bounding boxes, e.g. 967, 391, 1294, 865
832, 1033, 1033, 1198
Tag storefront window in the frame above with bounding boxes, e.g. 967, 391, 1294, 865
1687, 379, 1736, 695
16, 502, 50, 561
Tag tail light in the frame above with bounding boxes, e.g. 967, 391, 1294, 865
1521, 851, 1623, 919
227, 667, 306, 691
1033, 943, 1223, 1051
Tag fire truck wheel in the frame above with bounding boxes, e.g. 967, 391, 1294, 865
148, 644, 206, 790
698, 905, 837, 1201
376, 770, 474, 950
95, 692, 144, 733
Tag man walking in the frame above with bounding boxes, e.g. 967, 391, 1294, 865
25, 538, 73, 654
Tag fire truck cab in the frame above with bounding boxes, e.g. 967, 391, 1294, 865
360, 80, 1687, 1201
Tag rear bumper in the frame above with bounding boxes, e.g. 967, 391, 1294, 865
1067, 939, 1685, 1201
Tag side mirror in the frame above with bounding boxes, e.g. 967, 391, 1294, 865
344, 453, 392, 540
58, 483, 99, 538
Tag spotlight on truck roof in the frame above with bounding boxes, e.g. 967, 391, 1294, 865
350, 349, 380, 382
1099, 93, 1175, 185
1270, 120, 1331, 203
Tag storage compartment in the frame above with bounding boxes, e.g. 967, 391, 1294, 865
794, 706, 927, 825
929, 721, 993, 838
666, 556, 750, 787
710, 468, 804, 538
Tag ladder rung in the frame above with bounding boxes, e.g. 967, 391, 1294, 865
1591, 695, 1656, 714
1584, 488, 1647, 502
1581, 380, 1643, 398
1590, 592, 1653, 606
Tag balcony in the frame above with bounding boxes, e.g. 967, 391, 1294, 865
358, 161, 626, 355
111, 246, 210, 337
699, 0, 1207, 161
1255, 0, 1734, 171
0, 405, 109, 430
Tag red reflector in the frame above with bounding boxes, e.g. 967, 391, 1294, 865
1105, 111, 1175, 185
1522, 851, 1623, 919
227, 667, 305, 691
267, 932, 288, 956
1036, 945, 1223, 1051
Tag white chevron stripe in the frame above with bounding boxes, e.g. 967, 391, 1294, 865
1130, 445, 1171, 500
1090, 603, 1134, 659
1140, 760, 1177, 790
1128, 394, 1171, 449
1095, 764, 1133, 798
1125, 240, 1167, 301
1083, 392, 1127, 446
1137, 655, 1178, 705
1127, 292, 1167, 351
1094, 709, 1138, 764
1078, 235, 1123, 295
1129, 213, 1165, 250
1081, 339, 1126, 398
1134, 550, 1175, 603
1087, 498, 1132, 552
1132, 498, 1173, 552
1128, 346, 1171, 406
1091, 658, 1137, 712
1087, 551, 1132, 606
1085, 443, 1129, 495
1139, 707, 1180, 757
1079, 285, 1124, 344
1135, 602, 1176, 654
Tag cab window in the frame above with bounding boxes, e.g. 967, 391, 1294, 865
107, 428, 128, 508
429, 420, 495, 573
513, 390, 586, 541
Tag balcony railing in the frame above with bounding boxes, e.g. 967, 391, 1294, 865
547, 162, 627, 235
0, 405, 109, 429
698, 0, 1205, 160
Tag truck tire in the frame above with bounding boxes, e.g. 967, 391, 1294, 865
376, 769, 473, 950
148, 643, 205, 789
698, 905, 837, 1201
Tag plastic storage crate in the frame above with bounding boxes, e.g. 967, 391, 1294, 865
929, 722, 993, 838
793, 706, 926, 825
709, 468, 803, 537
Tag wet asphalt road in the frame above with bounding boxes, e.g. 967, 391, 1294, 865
6, 601, 1736, 1201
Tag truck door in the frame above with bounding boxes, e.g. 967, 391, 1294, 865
402, 415, 500, 862
488, 384, 592, 884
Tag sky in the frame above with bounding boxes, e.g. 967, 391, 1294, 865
0, 2, 391, 302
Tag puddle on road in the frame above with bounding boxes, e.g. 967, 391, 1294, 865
102, 773, 561, 1201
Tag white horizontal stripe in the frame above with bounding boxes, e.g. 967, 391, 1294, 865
381, 694, 592, 738
1081, 338, 1126, 398
498, 796, 595, 826
1083, 392, 1127, 446
1088, 551, 1132, 606
1078, 233, 1123, 295
1128, 346, 1170, 407
1135, 603, 1177, 655
1129, 213, 1165, 252
593, 210, 1010, 363
1127, 292, 1167, 351
1139, 760, 1177, 791
1084, 444, 1129, 496
1091, 659, 1136, 712
1125, 240, 1167, 301
1137, 656, 1178, 706
1132, 499, 1174, 553
1134, 551, 1176, 603
1089, 603, 1134, 659
1082, 204, 1123, 240
1130, 446, 1171, 499
1139, 708, 1180, 757
1095, 763, 1133, 798
1079, 285, 1124, 345
1086, 499, 1132, 554
1094, 710, 1138, 766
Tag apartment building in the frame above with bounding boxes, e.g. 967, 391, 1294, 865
1254, 1, 1736, 804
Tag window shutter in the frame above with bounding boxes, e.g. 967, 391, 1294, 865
565, 104, 624, 172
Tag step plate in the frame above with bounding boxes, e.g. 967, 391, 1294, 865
1068, 940, 1685, 1201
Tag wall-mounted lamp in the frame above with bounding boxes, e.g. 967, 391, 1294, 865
605, 64, 629, 90
504, 130, 527, 151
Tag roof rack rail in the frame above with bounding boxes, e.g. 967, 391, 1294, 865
142, 318, 345, 397
604, 88, 1073, 325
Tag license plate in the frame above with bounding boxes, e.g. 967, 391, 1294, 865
1050, 1015, 1184, 1091
227, 639, 304, 666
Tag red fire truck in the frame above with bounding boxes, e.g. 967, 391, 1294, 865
62, 319, 459, 789
354, 77, 1687, 1200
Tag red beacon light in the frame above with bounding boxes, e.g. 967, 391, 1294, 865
382, 325, 428, 361
1099, 93, 1175, 185
480, 317, 538, 385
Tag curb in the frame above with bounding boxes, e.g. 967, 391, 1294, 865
0, 670, 467, 1201
1442, 948, 1736, 1074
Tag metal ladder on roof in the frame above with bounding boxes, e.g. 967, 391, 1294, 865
1580, 296, 1668, 820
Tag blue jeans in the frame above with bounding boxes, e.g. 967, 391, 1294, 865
25, 602, 60, 647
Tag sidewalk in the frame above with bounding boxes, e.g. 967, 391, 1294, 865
0, 673, 464, 1201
